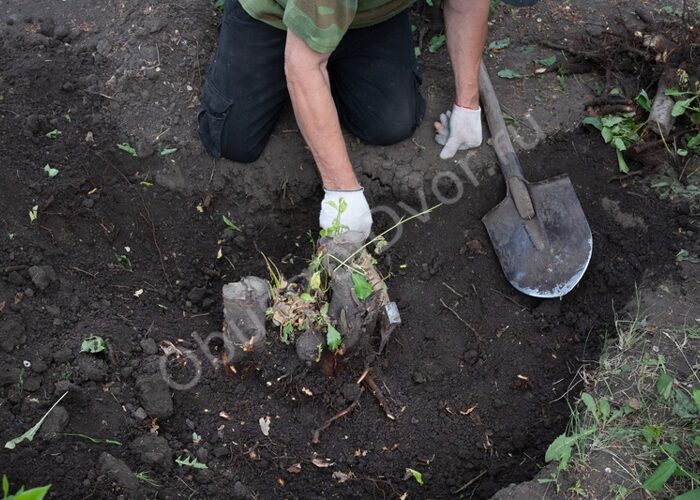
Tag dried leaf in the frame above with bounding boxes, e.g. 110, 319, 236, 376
332, 471, 355, 483
259, 415, 271, 436
287, 463, 302, 473
219, 411, 232, 421
311, 456, 335, 468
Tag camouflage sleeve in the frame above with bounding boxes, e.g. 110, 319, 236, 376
283, 0, 358, 53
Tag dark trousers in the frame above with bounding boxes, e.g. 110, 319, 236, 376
198, 0, 426, 162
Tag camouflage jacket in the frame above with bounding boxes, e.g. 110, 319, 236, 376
239, 0, 414, 53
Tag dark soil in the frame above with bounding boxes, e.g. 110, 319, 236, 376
1, 1, 699, 499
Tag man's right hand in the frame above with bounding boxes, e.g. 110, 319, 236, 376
319, 188, 373, 240
434, 103, 483, 159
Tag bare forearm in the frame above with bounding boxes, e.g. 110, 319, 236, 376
443, 0, 489, 108
285, 35, 358, 190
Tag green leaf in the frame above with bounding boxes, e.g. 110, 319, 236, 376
672, 97, 697, 117
582, 116, 603, 131
300, 292, 315, 303
497, 68, 523, 79
687, 133, 700, 150
45, 129, 62, 139
281, 322, 293, 343
351, 272, 373, 301
406, 468, 424, 486
613, 137, 627, 151
598, 398, 610, 420
677, 148, 688, 157
642, 458, 677, 492
580, 392, 597, 415
159, 147, 178, 156
214, 0, 226, 10
635, 89, 651, 112
601, 115, 625, 127
326, 324, 342, 351
5, 392, 68, 449
601, 127, 613, 143
11, 484, 51, 500
428, 34, 446, 53
545, 433, 574, 467
534, 55, 557, 67
43, 164, 59, 178
657, 372, 674, 400
175, 455, 208, 469
664, 88, 691, 97
80, 335, 106, 354
672, 389, 698, 419
116, 143, 138, 157
222, 215, 241, 232
676, 249, 700, 264
661, 442, 681, 457
616, 149, 629, 174
642, 425, 662, 444
675, 489, 700, 500
3, 474, 9, 497
693, 389, 700, 410
488, 38, 511, 50
308, 271, 322, 292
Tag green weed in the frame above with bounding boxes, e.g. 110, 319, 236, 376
135, 471, 160, 488
175, 455, 208, 469
2, 474, 50, 500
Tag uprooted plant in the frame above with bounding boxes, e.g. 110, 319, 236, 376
264, 201, 440, 363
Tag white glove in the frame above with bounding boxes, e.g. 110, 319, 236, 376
319, 188, 372, 240
434, 104, 483, 159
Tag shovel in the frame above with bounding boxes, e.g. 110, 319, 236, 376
478, 60, 592, 298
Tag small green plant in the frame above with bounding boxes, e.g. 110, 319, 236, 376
2, 474, 51, 500
534, 55, 557, 67
59, 362, 72, 380
319, 198, 348, 237
159, 147, 177, 157
80, 336, 106, 354
115, 253, 132, 271
497, 68, 524, 79
135, 471, 160, 488
116, 143, 137, 157
45, 129, 61, 139
5, 392, 68, 449
214, 0, 226, 10
582, 113, 643, 173
488, 38, 510, 51
428, 34, 445, 53
404, 468, 424, 486
43, 164, 59, 178
222, 215, 241, 232
16, 368, 25, 394
175, 455, 208, 469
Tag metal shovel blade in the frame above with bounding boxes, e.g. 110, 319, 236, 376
482, 174, 592, 298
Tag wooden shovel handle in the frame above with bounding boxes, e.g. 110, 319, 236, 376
478, 59, 524, 180
479, 59, 535, 220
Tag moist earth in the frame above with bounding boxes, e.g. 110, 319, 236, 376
1, 0, 698, 498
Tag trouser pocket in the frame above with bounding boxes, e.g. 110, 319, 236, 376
197, 82, 234, 158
